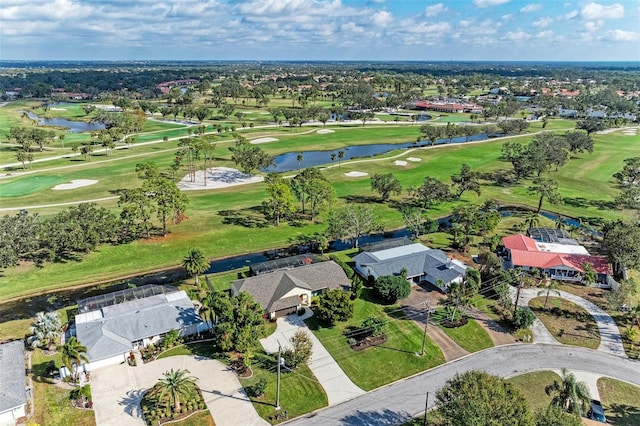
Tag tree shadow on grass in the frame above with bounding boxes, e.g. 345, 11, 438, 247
339, 408, 411, 425
219, 207, 269, 228
563, 197, 616, 211
607, 403, 640, 425
342, 195, 381, 205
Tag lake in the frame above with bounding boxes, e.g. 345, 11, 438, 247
22, 110, 106, 133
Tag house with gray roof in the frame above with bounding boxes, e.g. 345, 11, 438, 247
75, 285, 207, 370
0, 340, 27, 426
231, 260, 351, 319
354, 243, 468, 292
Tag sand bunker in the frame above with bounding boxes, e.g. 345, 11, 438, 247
344, 171, 368, 177
250, 137, 279, 144
52, 179, 98, 190
394, 160, 408, 166
50, 107, 67, 111
407, 157, 422, 162
178, 167, 264, 191
316, 129, 335, 134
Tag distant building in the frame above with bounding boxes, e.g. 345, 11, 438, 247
414, 100, 483, 114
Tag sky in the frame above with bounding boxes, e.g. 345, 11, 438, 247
1, 0, 639, 62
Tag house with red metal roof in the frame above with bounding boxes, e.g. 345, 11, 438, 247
502, 234, 612, 285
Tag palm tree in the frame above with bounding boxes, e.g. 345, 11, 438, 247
296, 153, 303, 169
27, 311, 62, 349
538, 280, 561, 310
182, 248, 208, 285
528, 178, 562, 214
545, 368, 591, 415
61, 337, 89, 381
157, 368, 198, 414
338, 150, 345, 167
330, 152, 337, 166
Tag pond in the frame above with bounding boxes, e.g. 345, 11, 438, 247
21, 110, 106, 133
265, 132, 490, 173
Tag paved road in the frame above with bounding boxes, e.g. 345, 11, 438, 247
285, 344, 640, 426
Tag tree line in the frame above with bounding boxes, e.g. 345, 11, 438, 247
0, 161, 186, 268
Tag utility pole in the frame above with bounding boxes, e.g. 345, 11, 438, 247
513, 275, 524, 318
419, 302, 433, 356
276, 341, 283, 411
423, 391, 429, 426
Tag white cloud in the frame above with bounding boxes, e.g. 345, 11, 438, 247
562, 9, 579, 20
341, 22, 365, 33
581, 2, 624, 20
502, 14, 513, 20
520, 4, 542, 13
425, 3, 447, 17
372, 10, 393, 26
503, 29, 531, 41
473, 0, 510, 8
584, 20, 603, 32
604, 29, 640, 42
532, 17, 553, 27
535, 30, 554, 39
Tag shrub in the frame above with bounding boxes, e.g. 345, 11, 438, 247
373, 275, 411, 303
247, 378, 267, 398
330, 255, 355, 279
512, 307, 536, 330
315, 289, 354, 324
362, 317, 387, 337
282, 330, 313, 368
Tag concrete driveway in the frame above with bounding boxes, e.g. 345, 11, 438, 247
91, 355, 267, 426
259, 309, 365, 405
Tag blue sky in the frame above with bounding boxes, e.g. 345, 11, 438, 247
1, 0, 639, 61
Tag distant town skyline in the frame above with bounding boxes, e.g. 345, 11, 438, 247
1, 0, 639, 62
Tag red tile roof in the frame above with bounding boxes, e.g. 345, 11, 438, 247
502, 234, 539, 252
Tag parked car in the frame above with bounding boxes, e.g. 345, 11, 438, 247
587, 399, 607, 423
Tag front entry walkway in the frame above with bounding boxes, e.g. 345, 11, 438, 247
91, 355, 268, 426
259, 309, 365, 405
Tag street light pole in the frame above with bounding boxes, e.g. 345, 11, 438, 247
276, 341, 283, 410
423, 391, 429, 426
420, 302, 432, 356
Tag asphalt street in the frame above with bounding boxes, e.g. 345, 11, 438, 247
285, 344, 640, 426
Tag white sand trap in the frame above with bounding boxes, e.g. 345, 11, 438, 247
250, 137, 279, 144
316, 129, 335, 134
50, 107, 67, 111
344, 171, 369, 177
178, 167, 264, 191
406, 157, 422, 162
394, 160, 408, 166
52, 179, 98, 190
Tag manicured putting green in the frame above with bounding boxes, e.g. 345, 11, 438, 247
0, 175, 65, 197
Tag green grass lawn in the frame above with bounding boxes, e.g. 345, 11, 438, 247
305, 289, 445, 391
598, 377, 640, 426
529, 297, 600, 349
241, 362, 327, 424
173, 411, 215, 426
507, 371, 561, 413
0, 174, 66, 197
432, 309, 494, 352
30, 349, 96, 426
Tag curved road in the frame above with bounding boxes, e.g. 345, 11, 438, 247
286, 344, 640, 426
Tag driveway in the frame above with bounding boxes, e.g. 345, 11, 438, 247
259, 309, 365, 405
91, 355, 267, 426
514, 288, 626, 357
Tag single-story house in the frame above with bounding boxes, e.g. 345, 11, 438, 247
75, 285, 207, 370
0, 340, 27, 426
353, 242, 468, 292
502, 234, 612, 284
231, 260, 351, 319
